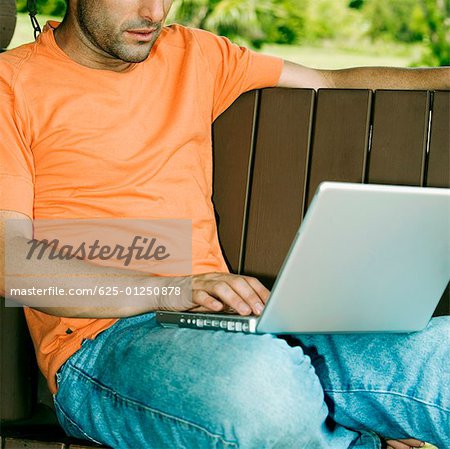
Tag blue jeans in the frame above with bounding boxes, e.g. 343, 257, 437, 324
53, 313, 450, 449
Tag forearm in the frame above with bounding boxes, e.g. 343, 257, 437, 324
277, 60, 450, 90
322, 66, 450, 90
3, 235, 185, 319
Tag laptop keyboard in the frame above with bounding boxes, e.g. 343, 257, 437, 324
156, 311, 258, 333
181, 316, 250, 332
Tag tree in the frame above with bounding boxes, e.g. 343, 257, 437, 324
355, 0, 449, 66
16, 0, 66, 16
419, 0, 450, 66
361, 0, 425, 42
168, 0, 308, 48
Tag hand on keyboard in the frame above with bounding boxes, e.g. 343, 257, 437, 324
157, 272, 270, 316
189, 272, 269, 316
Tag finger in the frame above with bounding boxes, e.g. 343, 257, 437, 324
188, 304, 209, 312
191, 290, 224, 312
386, 439, 422, 449
395, 439, 425, 447
191, 273, 266, 315
228, 277, 266, 315
243, 275, 271, 304
206, 280, 252, 315
385, 441, 409, 449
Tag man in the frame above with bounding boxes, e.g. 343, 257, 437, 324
0, 1, 448, 448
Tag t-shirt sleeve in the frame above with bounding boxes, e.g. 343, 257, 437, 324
0, 76, 35, 219
191, 28, 284, 120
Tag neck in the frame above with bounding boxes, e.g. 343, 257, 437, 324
53, 20, 134, 72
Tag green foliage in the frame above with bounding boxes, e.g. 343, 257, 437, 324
418, 0, 450, 66
169, 0, 448, 65
16, 0, 66, 16
304, 0, 364, 42
168, 0, 308, 48
362, 0, 425, 42
17, 0, 448, 65
361, 0, 449, 65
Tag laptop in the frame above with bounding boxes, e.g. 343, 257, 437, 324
156, 182, 450, 334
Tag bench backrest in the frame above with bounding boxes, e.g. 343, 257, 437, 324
212, 88, 449, 309
1, 88, 449, 423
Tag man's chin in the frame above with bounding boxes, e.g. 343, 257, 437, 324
115, 35, 162, 63
123, 53, 152, 63
113, 46, 153, 63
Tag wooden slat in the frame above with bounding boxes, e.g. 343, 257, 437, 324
427, 91, 450, 188
306, 89, 372, 208
243, 88, 315, 285
0, 300, 35, 421
4, 439, 64, 449
212, 91, 259, 273
368, 90, 430, 185
427, 91, 450, 316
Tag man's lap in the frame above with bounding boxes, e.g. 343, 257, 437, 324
54, 313, 449, 448
55, 312, 333, 448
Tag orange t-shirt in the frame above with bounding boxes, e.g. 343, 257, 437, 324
0, 23, 283, 394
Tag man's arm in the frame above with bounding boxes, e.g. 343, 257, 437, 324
0, 210, 171, 318
277, 60, 450, 90
0, 211, 268, 318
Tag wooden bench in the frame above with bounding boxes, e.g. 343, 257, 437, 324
1, 87, 449, 448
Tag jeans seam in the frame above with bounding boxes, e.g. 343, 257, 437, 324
65, 362, 239, 448
325, 389, 450, 414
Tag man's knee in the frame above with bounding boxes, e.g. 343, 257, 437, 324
194, 334, 326, 448
61, 331, 328, 448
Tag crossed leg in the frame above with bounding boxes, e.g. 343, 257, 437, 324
54, 313, 449, 448
296, 316, 450, 449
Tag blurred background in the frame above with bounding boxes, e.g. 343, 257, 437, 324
8, 0, 450, 68
1, 4, 446, 448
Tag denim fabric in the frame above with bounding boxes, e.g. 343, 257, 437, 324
53, 313, 449, 449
